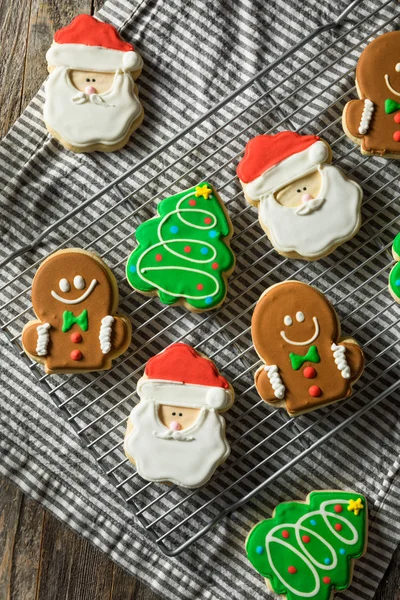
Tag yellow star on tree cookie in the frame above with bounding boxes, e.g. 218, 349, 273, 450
195, 184, 213, 199
348, 498, 364, 516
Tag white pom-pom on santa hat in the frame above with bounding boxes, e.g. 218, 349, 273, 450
237, 132, 330, 202
46, 14, 143, 72
137, 343, 233, 410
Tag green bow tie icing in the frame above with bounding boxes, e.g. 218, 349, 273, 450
289, 345, 320, 370
62, 309, 88, 333
385, 98, 400, 114
246, 490, 368, 600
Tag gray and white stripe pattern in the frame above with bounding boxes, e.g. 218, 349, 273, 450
1, 1, 400, 599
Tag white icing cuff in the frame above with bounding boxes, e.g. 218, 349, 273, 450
36, 323, 51, 356
245, 141, 329, 201
137, 379, 232, 410
358, 99, 374, 135
331, 343, 351, 379
46, 43, 143, 72
264, 365, 285, 399
99, 315, 114, 354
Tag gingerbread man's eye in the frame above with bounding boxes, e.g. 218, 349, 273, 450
296, 311, 305, 322
396, 63, 400, 72
73, 275, 85, 290
283, 315, 292, 326
59, 278, 70, 293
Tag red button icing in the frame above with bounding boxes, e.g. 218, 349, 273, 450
303, 366, 317, 379
309, 385, 322, 397
394, 113, 400, 124
393, 131, 400, 142
70, 349, 83, 361
70, 332, 82, 343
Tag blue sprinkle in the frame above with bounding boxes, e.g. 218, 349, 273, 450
324, 558, 331, 565
339, 549, 346, 555
170, 225, 179, 234
129, 265, 137, 273
209, 230, 218, 238
256, 546, 264, 555
310, 519, 317, 526
396, 279, 400, 286
201, 246, 209, 255
205, 296, 213, 305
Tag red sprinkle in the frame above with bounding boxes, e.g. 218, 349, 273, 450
288, 566, 297, 574
323, 577, 331, 584
184, 246, 191, 253
204, 217, 212, 224
70, 349, 82, 361
302, 535, 311, 543
309, 385, 322, 397
282, 530, 290, 539
303, 366, 317, 379
393, 130, 400, 142
155, 254, 162, 262
70, 332, 82, 343
394, 113, 400, 124
189, 199, 196, 206
212, 262, 219, 270
196, 284, 204, 291
334, 504, 343, 513
335, 523, 343, 531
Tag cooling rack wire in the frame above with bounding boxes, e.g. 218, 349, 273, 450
0, 0, 399, 555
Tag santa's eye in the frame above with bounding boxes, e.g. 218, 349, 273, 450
92, 78, 96, 82
86, 78, 90, 82
296, 311, 305, 322
172, 412, 176, 416
59, 278, 70, 293
283, 315, 292, 326
396, 63, 400, 72
179, 413, 183, 417
296, 189, 301, 193
73, 275, 85, 290
303, 187, 307, 191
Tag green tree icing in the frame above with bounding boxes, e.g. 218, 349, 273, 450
246, 491, 367, 600
389, 232, 400, 301
126, 183, 235, 310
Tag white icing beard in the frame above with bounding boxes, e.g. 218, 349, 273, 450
124, 400, 230, 488
259, 165, 362, 258
44, 67, 142, 149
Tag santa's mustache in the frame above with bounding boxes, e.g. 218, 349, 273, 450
153, 430, 195, 442
72, 91, 115, 108
295, 197, 325, 216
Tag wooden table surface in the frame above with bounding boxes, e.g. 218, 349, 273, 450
0, 1, 399, 598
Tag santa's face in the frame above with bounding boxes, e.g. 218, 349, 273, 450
275, 171, 322, 208
259, 165, 362, 259
158, 404, 200, 430
69, 70, 115, 94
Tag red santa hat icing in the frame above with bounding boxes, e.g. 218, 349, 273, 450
46, 14, 142, 72
236, 132, 329, 201
137, 343, 232, 410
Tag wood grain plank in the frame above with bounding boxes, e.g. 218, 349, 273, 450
110, 564, 161, 600
0, 478, 23, 600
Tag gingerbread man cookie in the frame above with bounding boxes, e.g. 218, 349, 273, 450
237, 132, 362, 260
246, 490, 368, 600
389, 232, 400, 303
343, 31, 400, 157
44, 14, 144, 153
22, 249, 131, 374
252, 281, 364, 416
124, 343, 234, 488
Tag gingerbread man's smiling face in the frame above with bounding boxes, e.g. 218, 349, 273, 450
252, 281, 339, 364
31, 249, 115, 322
357, 31, 400, 104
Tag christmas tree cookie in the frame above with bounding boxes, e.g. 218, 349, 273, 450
389, 233, 400, 303
246, 491, 368, 600
126, 183, 235, 311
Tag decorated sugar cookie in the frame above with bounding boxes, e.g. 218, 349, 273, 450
252, 281, 364, 416
22, 249, 131, 374
246, 490, 368, 600
126, 183, 235, 311
124, 343, 234, 488
389, 232, 400, 302
236, 132, 362, 260
44, 14, 144, 153
343, 31, 400, 158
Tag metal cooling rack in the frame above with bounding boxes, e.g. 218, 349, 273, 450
1, 0, 399, 556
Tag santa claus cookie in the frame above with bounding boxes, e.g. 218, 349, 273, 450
236, 132, 362, 261
389, 232, 400, 303
44, 14, 144, 153
126, 183, 235, 312
252, 281, 364, 416
246, 490, 368, 600
343, 31, 400, 158
124, 343, 234, 488
22, 249, 131, 374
